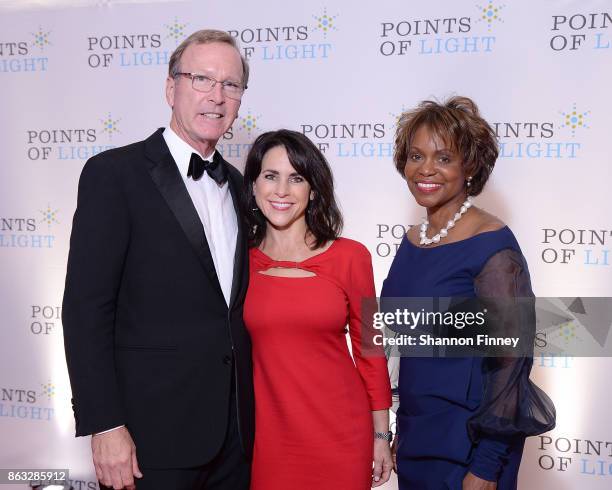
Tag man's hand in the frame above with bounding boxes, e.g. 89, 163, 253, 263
92, 427, 142, 489
463, 471, 497, 490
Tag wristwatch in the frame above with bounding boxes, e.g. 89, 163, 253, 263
374, 431, 393, 442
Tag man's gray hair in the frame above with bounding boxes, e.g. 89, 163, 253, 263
168, 29, 249, 88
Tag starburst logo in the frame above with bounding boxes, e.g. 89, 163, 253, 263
312, 8, 339, 39
476, 2, 505, 31
546, 319, 583, 347
535, 298, 612, 353
165, 18, 188, 44
31, 26, 51, 51
557, 321, 578, 343
40, 381, 55, 401
560, 104, 590, 137
39, 205, 59, 228
237, 110, 261, 137
100, 113, 121, 140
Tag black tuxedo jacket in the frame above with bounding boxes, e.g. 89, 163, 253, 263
62, 128, 254, 468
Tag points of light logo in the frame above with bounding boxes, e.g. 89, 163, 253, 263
312, 9, 339, 39
100, 113, 121, 140
38, 205, 60, 228
30, 26, 52, 51
559, 103, 590, 137
1, 205, 59, 249
0, 382, 55, 421
377, 6, 502, 57
216, 108, 263, 161
1, 26, 51, 73
475, 2, 505, 32
227, 11, 337, 62
238, 110, 261, 137
165, 18, 189, 45
86, 19, 188, 69
25, 114, 120, 161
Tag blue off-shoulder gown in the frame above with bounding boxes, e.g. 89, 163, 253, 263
382, 227, 555, 490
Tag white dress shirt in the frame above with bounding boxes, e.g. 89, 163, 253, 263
163, 126, 238, 306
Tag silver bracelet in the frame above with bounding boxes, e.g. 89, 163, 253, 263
374, 431, 393, 442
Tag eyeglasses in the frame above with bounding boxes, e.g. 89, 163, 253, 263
175, 72, 246, 100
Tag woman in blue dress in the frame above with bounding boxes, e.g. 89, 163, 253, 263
383, 97, 556, 490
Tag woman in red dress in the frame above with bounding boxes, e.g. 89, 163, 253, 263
243, 129, 392, 489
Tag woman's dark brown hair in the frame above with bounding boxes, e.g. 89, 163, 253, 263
243, 129, 343, 248
393, 96, 498, 196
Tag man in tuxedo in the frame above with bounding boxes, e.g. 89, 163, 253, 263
62, 29, 253, 490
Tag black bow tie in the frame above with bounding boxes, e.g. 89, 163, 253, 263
187, 151, 227, 185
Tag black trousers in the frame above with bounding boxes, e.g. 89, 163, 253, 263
102, 382, 251, 490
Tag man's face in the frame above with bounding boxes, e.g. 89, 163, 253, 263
166, 42, 243, 155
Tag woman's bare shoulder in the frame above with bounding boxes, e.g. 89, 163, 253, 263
470, 207, 506, 234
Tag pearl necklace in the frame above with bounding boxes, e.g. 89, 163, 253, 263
419, 196, 474, 246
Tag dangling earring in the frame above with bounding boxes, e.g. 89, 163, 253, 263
252, 194, 259, 212
306, 192, 314, 218
466, 176, 472, 188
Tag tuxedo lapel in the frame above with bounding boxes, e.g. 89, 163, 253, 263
144, 129, 224, 300
226, 161, 247, 311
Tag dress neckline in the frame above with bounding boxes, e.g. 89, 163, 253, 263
404, 225, 510, 250
252, 238, 339, 265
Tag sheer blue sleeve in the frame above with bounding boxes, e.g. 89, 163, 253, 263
468, 249, 556, 481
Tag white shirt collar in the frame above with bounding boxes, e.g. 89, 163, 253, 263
163, 126, 216, 178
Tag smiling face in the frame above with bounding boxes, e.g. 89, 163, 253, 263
253, 145, 313, 232
404, 125, 467, 214
165, 42, 243, 156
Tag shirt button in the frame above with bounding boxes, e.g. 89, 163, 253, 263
223, 355, 232, 365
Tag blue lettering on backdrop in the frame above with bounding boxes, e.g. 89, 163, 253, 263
594, 32, 611, 49
498, 141, 581, 159
57, 145, 115, 160
0, 57, 48, 72
581, 458, 612, 476
419, 36, 495, 54
536, 353, 574, 369
584, 249, 610, 266
119, 50, 170, 67
217, 143, 253, 159
0, 234, 54, 248
0, 403, 54, 420
262, 43, 332, 60
336, 141, 393, 158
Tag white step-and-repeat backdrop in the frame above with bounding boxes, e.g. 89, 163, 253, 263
1, 0, 611, 488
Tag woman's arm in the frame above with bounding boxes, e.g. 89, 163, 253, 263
372, 409, 392, 486
466, 249, 556, 483
345, 242, 393, 486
